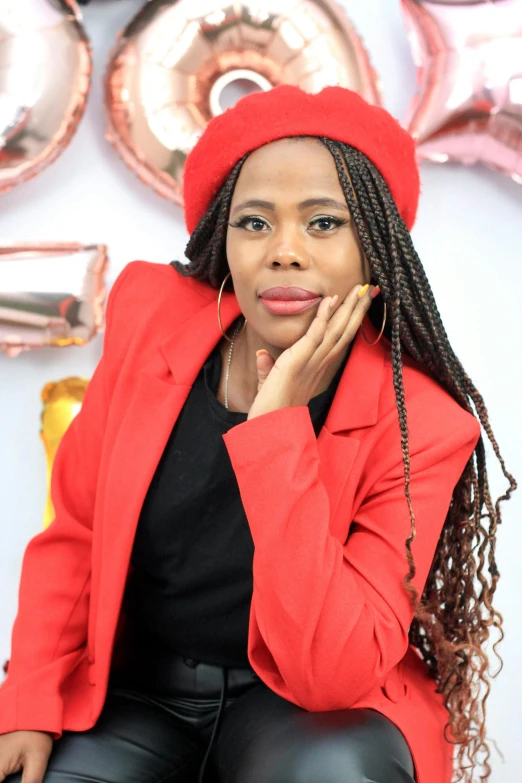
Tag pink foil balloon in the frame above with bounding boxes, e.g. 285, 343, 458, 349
401, 0, 522, 183
104, 0, 381, 206
0, 0, 92, 195
0, 243, 108, 357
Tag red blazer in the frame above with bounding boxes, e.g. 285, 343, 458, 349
0, 261, 481, 783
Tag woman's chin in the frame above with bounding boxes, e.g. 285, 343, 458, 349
254, 320, 312, 349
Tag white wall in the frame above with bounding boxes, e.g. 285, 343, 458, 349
1, 0, 521, 780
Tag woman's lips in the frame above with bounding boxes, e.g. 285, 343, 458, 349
260, 296, 322, 315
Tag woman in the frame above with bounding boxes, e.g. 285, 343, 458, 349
0, 85, 515, 783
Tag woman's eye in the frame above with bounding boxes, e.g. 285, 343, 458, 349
231, 216, 267, 231
310, 217, 346, 231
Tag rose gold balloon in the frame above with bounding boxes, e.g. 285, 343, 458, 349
0, 243, 108, 357
104, 0, 381, 206
0, 0, 92, 195
40, 376, 89, 529
401, 0, 522, 183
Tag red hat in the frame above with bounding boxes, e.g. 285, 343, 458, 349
182, 84, 420, 235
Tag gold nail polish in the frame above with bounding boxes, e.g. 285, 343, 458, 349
358, 284, 369, 299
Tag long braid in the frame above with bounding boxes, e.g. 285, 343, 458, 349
321, 138, 421, 613
172, 136, 517, 782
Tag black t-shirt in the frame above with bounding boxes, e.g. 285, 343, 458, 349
119, 336, 351, 668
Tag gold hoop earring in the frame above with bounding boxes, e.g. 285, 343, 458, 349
217, 271, 247, 343
361, 300, 387, 345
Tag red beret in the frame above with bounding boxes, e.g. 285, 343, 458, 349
182, 84, 420, 235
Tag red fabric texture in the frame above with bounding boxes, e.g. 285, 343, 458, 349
183, 84, 421, 234
0, 262, 481, 783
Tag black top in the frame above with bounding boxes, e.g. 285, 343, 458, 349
119, 334, 351, 668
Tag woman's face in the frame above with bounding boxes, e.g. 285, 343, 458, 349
226, 136, 371, 350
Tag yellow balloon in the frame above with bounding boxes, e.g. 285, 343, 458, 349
40, 377, 89, 530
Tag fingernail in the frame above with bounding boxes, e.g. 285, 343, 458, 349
358, 284, 369, 299
371, 285, 381, 300
256, 349, 269, 358
330, 295, 338, 309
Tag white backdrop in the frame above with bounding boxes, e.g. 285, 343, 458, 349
1, 0, 521, 780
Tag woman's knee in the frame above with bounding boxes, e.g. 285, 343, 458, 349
237, 709, 415, 783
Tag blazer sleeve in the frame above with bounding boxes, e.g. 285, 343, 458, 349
222, 395, 482, 712
0, 262, 135, 738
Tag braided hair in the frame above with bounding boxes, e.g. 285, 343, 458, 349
172, 136, 516, 782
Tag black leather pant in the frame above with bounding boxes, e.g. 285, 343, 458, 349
5, 650, 416, 783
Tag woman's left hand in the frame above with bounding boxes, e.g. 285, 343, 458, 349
247, 283, 377, 421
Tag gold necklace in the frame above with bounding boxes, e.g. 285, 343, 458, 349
225, 317, 244, 410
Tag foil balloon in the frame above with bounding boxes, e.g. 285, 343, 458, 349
104, 0, 381, 206
40, 376, 89, 530
401, 0, 522, 183
0, 243, 108, 357
0, 0, 92, 195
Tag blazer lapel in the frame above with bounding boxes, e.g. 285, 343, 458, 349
94, 288, 245, 655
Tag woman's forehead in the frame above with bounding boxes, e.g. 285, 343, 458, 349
231, 138, 346, 197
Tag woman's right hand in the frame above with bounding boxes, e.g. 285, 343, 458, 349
0, 730, 53, 783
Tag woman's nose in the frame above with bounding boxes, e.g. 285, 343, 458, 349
268, 241, 309, 268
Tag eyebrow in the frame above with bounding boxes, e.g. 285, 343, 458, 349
230, 197, 349, 216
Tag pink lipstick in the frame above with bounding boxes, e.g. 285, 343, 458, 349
260, 297, 321, 315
